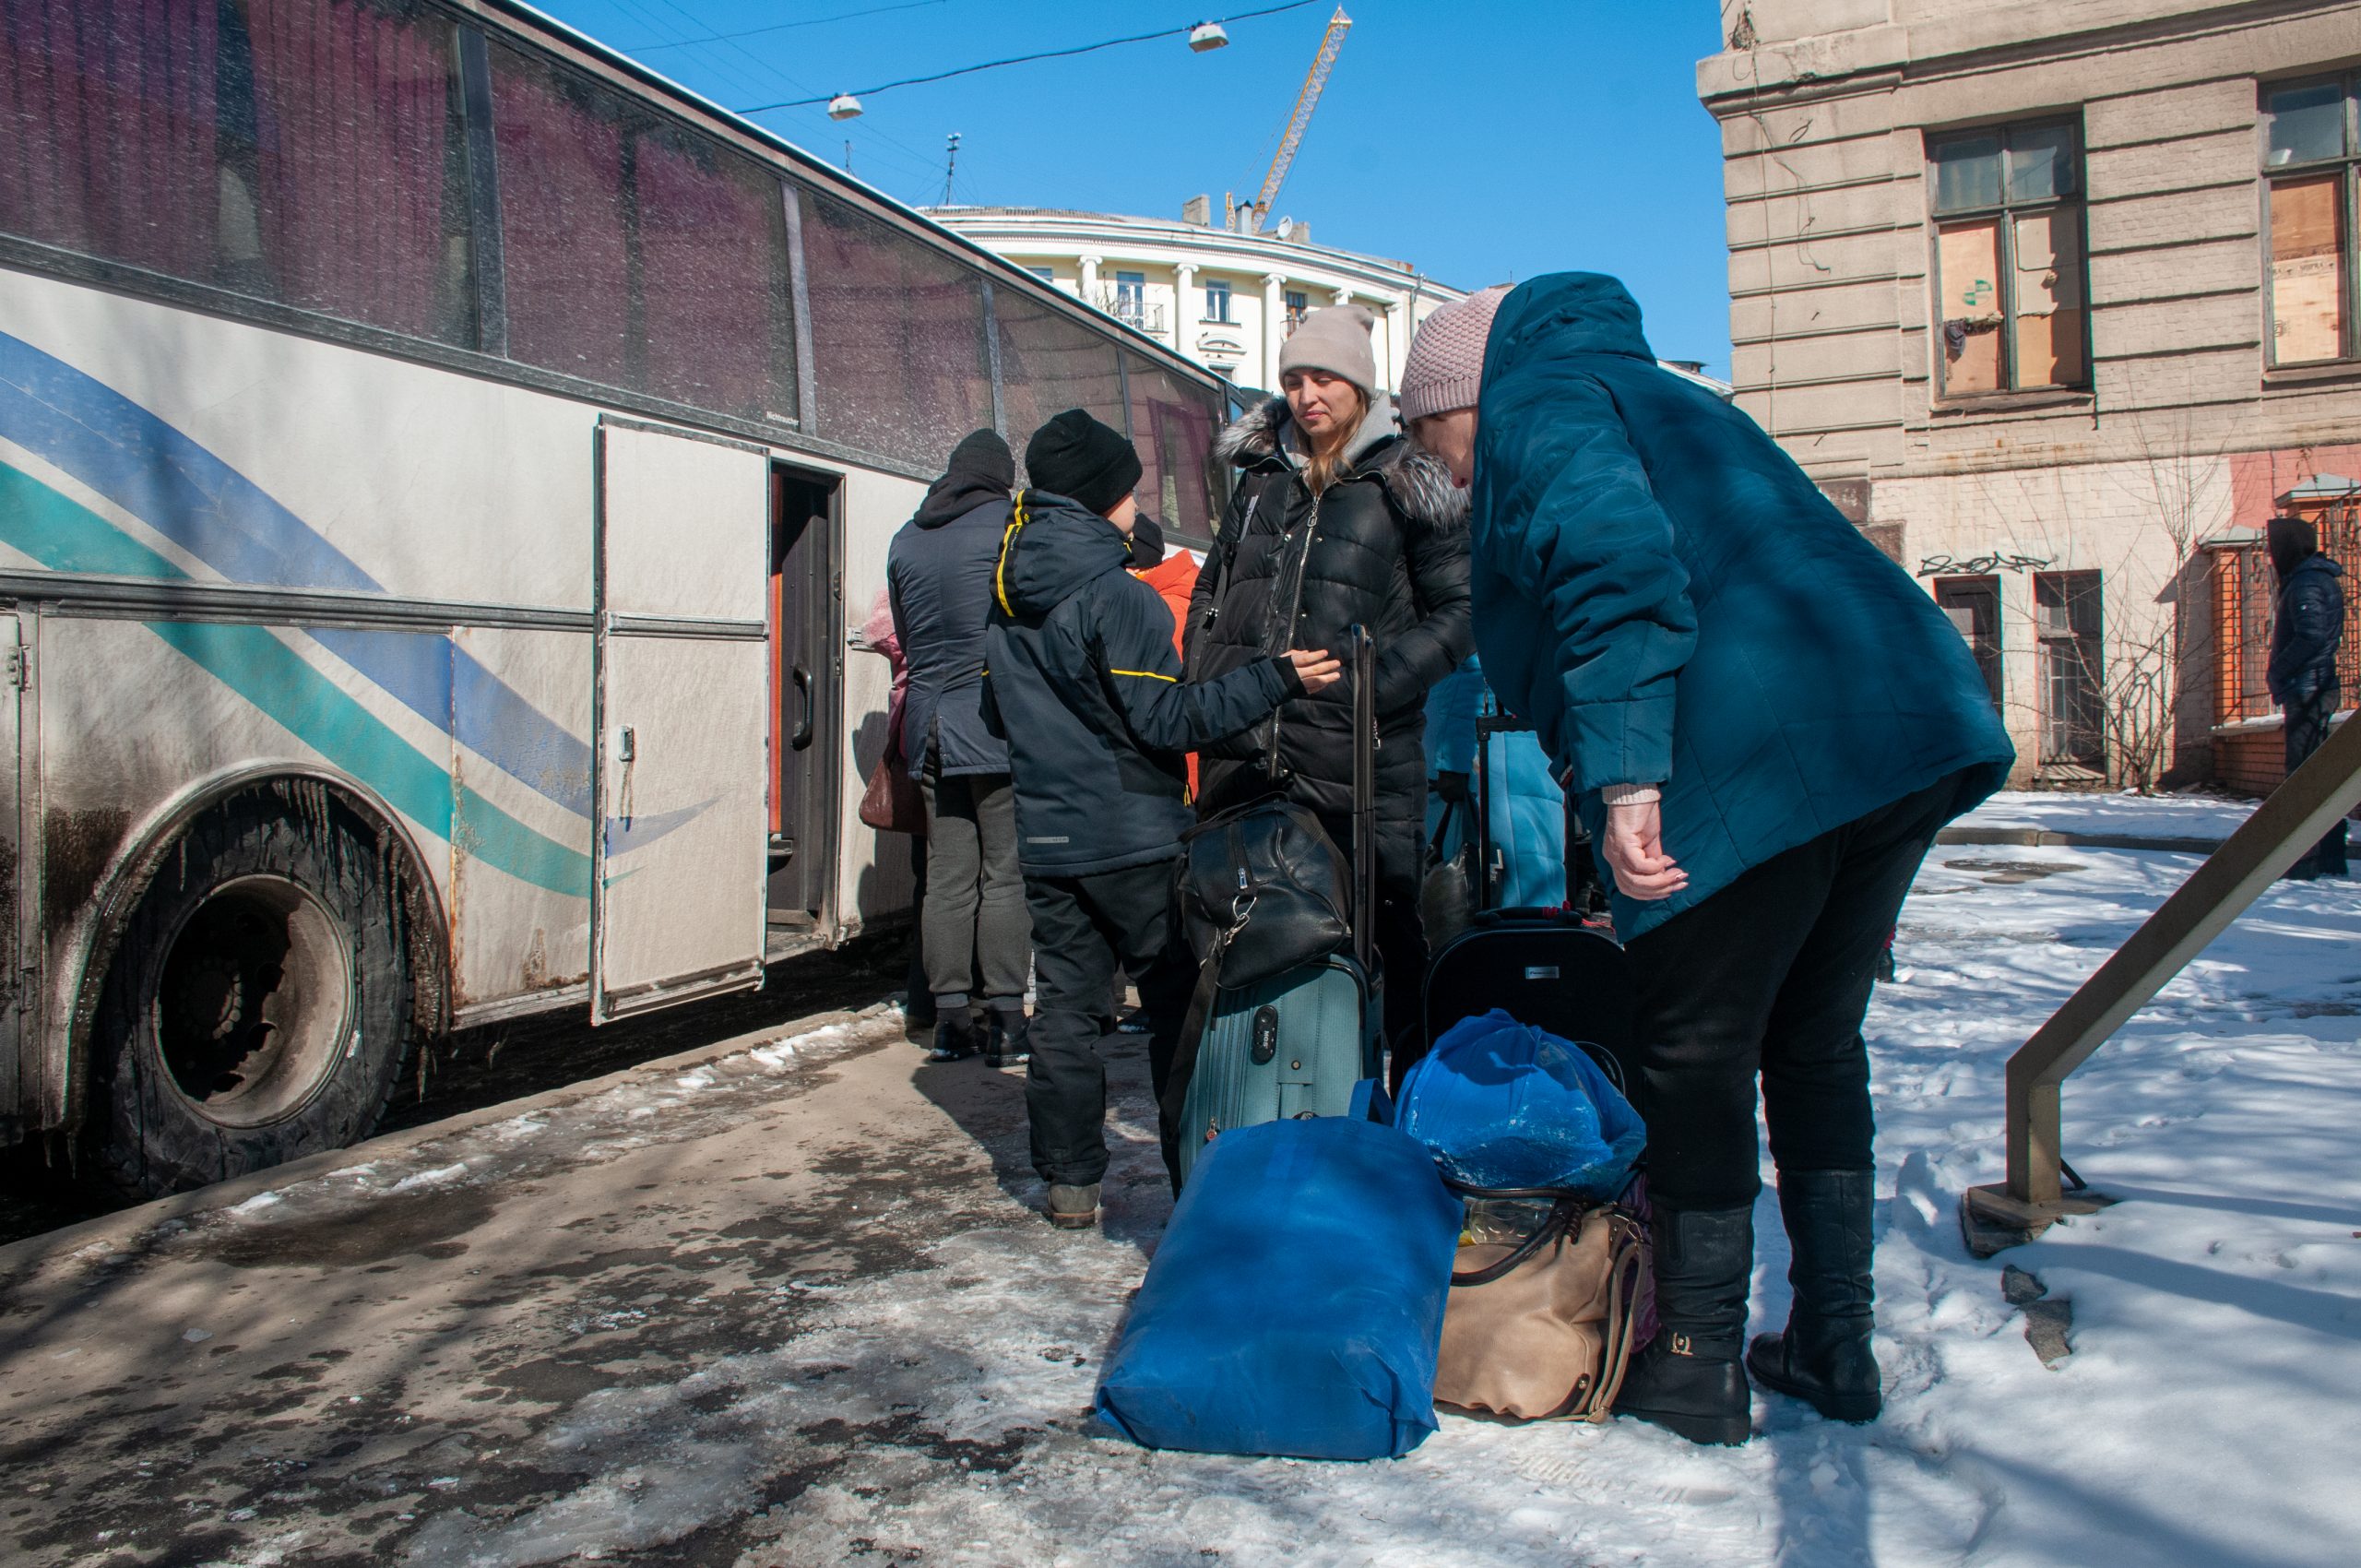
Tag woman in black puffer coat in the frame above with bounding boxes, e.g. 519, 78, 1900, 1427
1185, 305, 1472, 1081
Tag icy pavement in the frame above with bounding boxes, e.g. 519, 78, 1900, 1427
4, 834, 2359, 1567
1954, 788, 2259, 844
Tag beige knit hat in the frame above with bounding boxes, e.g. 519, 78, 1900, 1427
1400, 284, 1511, 422
1277, 303, 1377, 393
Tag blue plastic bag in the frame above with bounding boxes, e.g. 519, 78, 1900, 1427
1094, 1114, 1461, 1460
1397, 1009, 1645, 1195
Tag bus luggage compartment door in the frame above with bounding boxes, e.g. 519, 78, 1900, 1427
591, 420, 771, 1024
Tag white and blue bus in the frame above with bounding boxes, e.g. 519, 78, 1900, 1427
0, 0, 1234, 1194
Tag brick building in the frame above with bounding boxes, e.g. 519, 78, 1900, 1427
1699, 1, 2361, 791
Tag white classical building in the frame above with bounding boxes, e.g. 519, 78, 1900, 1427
928, 202, 1465, 394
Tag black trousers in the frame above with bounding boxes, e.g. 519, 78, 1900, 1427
919, 767, 1028, 1008
1020, 859, 1197, 1187
1316, 813, 1428, 1090
2284, 689, 2349, 879
1622, 773, 1966, 1211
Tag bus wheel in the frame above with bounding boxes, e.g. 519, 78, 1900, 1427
89, 787, 414, 1199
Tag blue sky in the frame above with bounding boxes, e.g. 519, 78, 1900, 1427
529, 1, 1734, 374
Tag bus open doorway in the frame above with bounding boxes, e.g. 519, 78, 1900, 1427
768, 466, 841, 944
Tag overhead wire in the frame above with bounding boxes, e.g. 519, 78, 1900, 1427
613, 0, 946, 192
625, 0, 950, 53
734, 0, 1319, 113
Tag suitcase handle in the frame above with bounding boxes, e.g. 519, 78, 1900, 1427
1347, 624, 1376, 978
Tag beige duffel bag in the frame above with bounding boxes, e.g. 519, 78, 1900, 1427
1433, 1188, 1652, 1422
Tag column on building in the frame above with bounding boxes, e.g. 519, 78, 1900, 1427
1384, 300, 1409, 392
1173, 262, 1197, 355
1262, 272, 1287, 390
1079, 254, 1102, 309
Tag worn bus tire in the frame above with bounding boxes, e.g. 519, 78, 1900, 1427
89, 787, 413, 1199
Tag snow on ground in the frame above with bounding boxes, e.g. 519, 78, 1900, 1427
403, 834, 2361, 1567
1956, 789, 2259, 843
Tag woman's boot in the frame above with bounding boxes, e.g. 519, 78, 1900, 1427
1747, 1168, 1880, 1422
1614, 1201, 1754, 1445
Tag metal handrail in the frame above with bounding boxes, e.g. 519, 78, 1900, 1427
1970, 706, 2361, 1239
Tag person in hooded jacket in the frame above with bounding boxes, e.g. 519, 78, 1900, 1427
1187, 305, 1472, 1085
986, 409, 1340, 1229
887, 430, 1030, 1065
1401, 273, 2014, 1446
2267, 514, 2347, 879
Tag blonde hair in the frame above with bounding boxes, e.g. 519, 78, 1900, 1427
1299, 384, 1370, 496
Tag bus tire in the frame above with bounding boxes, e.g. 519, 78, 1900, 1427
88, 786, 414, 1199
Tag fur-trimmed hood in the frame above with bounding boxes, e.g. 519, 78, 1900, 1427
1216, 394, 1468, 530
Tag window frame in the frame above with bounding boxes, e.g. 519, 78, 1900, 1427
1204, 276, 1233, 323
1924, 117, 2091, 399
2260, 70, 2361, 369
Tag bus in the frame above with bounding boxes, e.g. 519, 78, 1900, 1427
0, 0, 1235, 1195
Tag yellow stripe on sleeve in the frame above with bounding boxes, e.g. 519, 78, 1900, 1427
1109, 668, 1178, 683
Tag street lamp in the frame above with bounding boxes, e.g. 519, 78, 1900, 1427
827, 92, 863, 120
1188, 22, 1229, 52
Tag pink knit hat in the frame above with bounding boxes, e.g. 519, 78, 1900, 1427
1399, 284, 1511, 422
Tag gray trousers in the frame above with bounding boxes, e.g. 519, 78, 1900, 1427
919, 766, 1029, 1008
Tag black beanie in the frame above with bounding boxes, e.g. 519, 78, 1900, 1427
1126, 508, 1167, 568
1024, 409, 1142, 517
945, 427, 1014, 491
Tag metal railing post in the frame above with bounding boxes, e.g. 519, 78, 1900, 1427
1966, 707, 2361, 1250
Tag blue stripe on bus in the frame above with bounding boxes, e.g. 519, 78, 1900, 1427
0, 330, 597, 820
0, 460, 593, 897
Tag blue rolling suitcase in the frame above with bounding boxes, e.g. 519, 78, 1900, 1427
1171, 627, 1382, 1186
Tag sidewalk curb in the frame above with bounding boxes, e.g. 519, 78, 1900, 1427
1937, 825, 2225, 854
0, 1001, 907, 1277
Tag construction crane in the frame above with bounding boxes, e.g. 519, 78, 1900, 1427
1249, 6, 1350, 233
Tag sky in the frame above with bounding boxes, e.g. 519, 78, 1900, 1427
527, 1, 1736, 376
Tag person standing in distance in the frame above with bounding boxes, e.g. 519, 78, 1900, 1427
2266, 514, 2347, 879
1402, 275, 2013, 1445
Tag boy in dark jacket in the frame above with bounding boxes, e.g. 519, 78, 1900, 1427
986, 410, 1339, 1229
2267, 515, 2347, 878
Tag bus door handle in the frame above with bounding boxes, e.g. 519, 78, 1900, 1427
790, 663, 814, 750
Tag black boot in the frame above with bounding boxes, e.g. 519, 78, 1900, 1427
1748, 1168, 1881, 1422
986, 1008, 1031, 1068
927, 1007, 982, 1063
1614, 1201, 1754, 1446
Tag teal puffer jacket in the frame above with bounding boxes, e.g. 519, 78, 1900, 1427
1467, 273, 2014, 939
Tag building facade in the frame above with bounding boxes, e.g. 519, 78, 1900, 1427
929, 203, 1465, 394
1700, 0, 2361, 790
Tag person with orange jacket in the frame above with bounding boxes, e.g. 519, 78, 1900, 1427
1126, 511, 1201, 793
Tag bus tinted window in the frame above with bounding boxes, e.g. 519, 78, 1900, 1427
993, 286, 1126, 479
489, 42, 796, 422
0, 0, 472, 343
801, 191, 991, 467
1125, 352, 1221, 546
242, 0, 474, 343
636, 125, 794, 422
488, 43, 632, 385
1, 0, 222, 279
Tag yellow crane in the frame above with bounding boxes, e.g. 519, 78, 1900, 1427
1248, 6, 1351, 233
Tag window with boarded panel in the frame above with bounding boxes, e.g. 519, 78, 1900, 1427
1927, 121, 2087, 395
2262, 75, 2357, 366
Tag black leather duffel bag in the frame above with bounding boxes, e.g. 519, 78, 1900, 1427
1173, 796, 1352, 991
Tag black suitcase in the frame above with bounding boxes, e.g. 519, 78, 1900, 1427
1171, 625, 1383, 1185
1420, 909, 1639, 1110
1423, 696, 1636, 1101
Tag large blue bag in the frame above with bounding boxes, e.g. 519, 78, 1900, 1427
1397, 1008, 1646, 1196
1094, 1114, 1461, 1460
